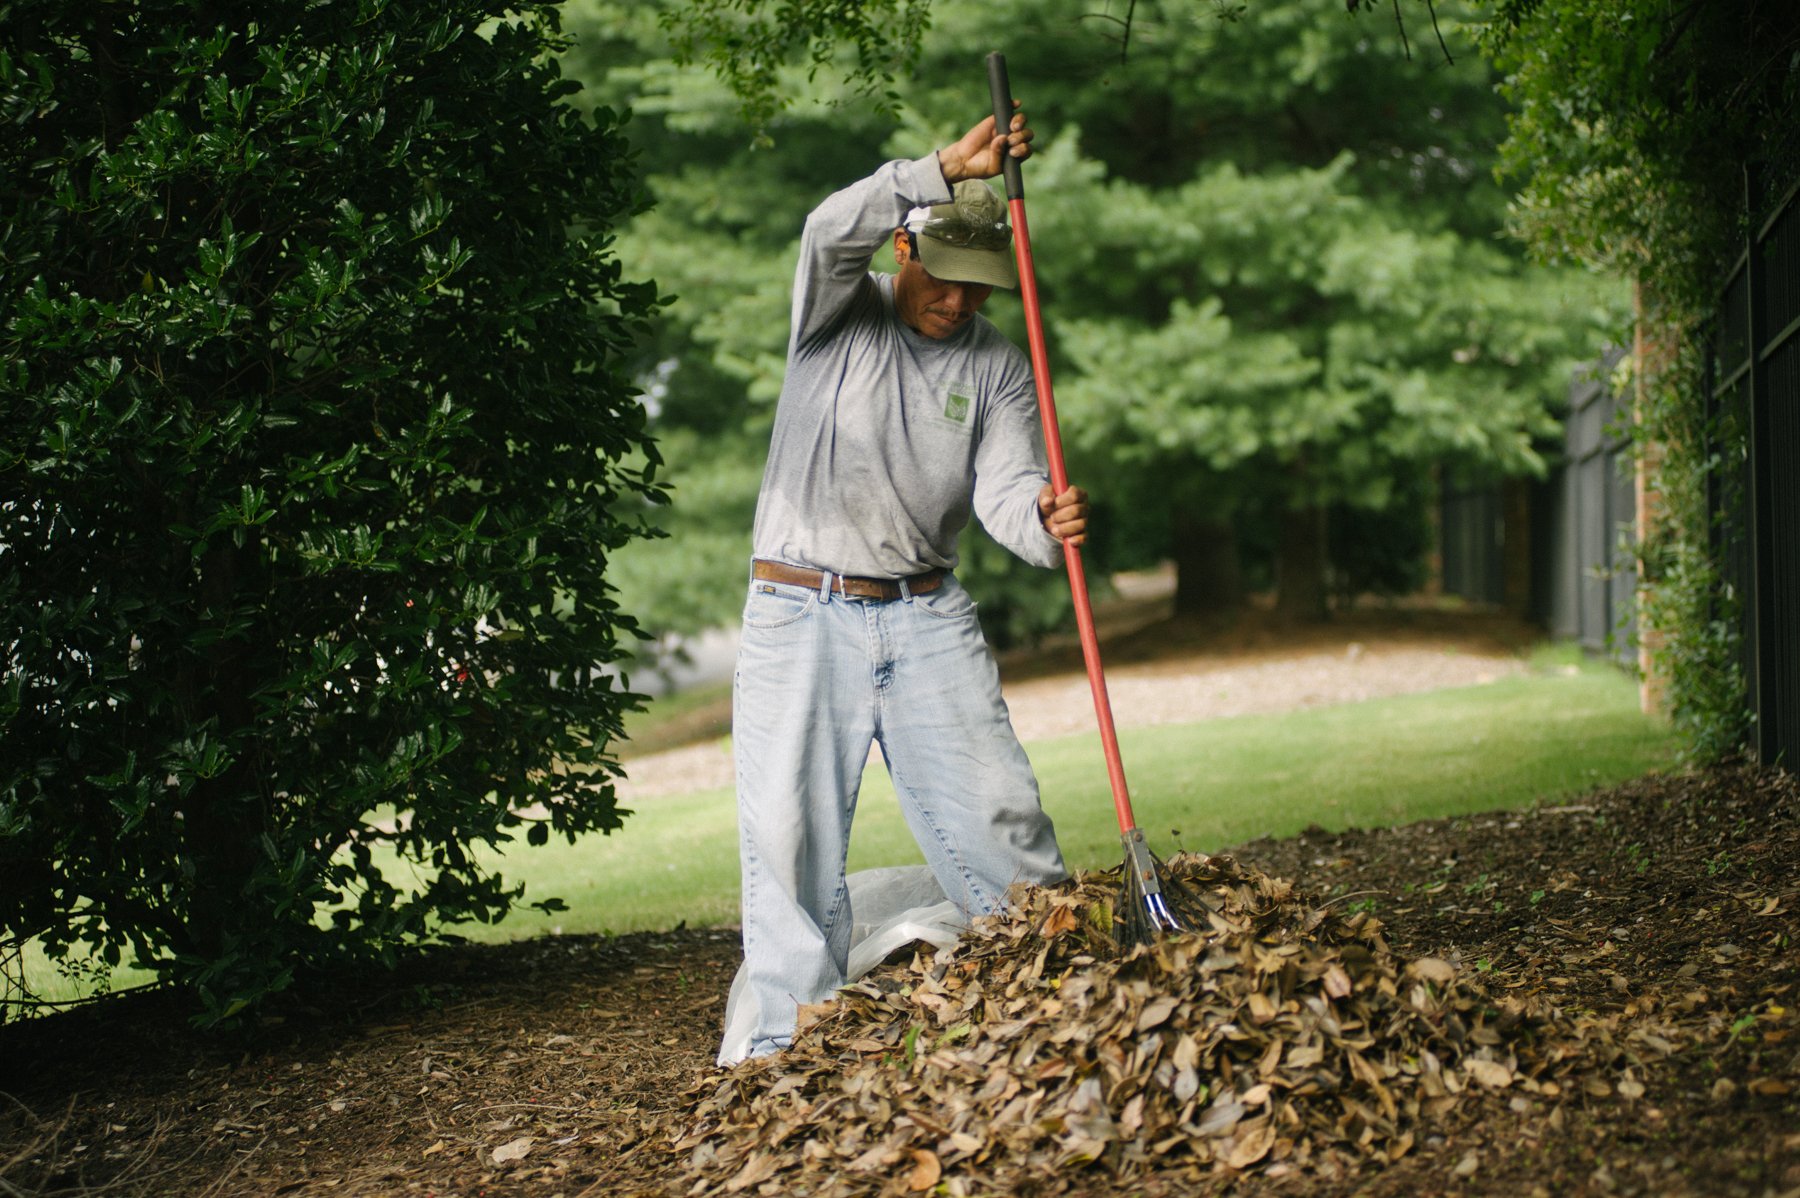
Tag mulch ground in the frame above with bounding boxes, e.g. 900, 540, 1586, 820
3, 763, 1796, 1198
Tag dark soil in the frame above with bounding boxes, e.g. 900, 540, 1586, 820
3, 618, 1797, 1198
1232, 764, 1800, 1198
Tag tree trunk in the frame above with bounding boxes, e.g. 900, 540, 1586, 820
1171, 514, 1242, 614
180, 537, 266, 962
1274, 504, 1329, 622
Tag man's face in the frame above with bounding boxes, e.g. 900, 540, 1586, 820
892, 230, 995, 340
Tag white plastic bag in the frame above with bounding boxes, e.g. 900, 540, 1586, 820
716, 865, 967, 1065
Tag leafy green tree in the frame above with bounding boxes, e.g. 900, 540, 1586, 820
1486, 0, 1796, 303
659, 0, 929, 140
899, 1, 1619, 618
569, 0, 1619, 634
1, 0, 660, 1021
1039, 144, 1609, 617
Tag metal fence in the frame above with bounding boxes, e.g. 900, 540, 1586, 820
1708, 166, 1800, 768
1439, 168, 1799, 762
1439, 354, 1636, 667
1439, 481, 1504, 606
1543, 358, 1637, 664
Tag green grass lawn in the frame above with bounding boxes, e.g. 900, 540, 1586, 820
454, 651, 1676, 942
16, 650, 1677, 1003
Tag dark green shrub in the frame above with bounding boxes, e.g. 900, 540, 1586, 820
1, 0, 662, 1021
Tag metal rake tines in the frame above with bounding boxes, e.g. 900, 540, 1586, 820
1114, 829, 1217, 948
1156, 857, 1222, 926
1113, 865, 1163, 948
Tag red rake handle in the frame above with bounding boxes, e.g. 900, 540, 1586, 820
986, 51, 1141, 839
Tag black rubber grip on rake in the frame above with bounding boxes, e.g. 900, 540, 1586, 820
985, 51, 1024, 201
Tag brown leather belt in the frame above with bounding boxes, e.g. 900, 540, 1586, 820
752, 559, 947, 601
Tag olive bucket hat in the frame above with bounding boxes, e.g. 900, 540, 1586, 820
903, 179, 1018, 289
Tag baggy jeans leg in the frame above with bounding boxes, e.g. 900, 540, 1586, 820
731, 581, 876, 1058
874, 577, 1068, 918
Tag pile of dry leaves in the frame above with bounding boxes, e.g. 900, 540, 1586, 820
651, 856, 1598, 1196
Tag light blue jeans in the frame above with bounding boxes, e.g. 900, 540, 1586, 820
730, 571, 1067, 1059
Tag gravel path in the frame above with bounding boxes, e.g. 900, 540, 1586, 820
615, 627, 1529, 801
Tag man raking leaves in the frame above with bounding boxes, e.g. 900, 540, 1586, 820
725, 97, 1087, 1063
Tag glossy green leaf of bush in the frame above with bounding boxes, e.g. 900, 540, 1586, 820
1, 0, 664, 1023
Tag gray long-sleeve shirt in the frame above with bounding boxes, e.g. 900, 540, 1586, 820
749, 153, 1063, 579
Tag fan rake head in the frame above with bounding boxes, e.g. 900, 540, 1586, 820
1113, 828, 1220, 950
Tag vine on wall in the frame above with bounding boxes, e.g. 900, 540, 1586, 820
1482, 0, 1796, 760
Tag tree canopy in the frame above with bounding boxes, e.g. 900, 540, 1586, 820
567, 0, 1620, 639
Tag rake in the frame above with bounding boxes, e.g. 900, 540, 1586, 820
985, 52, 1215, 947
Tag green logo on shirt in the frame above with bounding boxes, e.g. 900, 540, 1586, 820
944, 392, 971, 423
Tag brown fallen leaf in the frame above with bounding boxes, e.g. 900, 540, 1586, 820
1197, 1100, 1246, 1138
1137, 996, 1179, 1031
491, 1136, 533, 1165
1465, 1059, 1514, 1089
904, 1148, 942, 1191
1408, 958, 1457, 985
649, 854, 1583, 1195
725, 1151, 779, 1193
1042, 904, 1080, 937
1226, 1119, 1275, 1169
